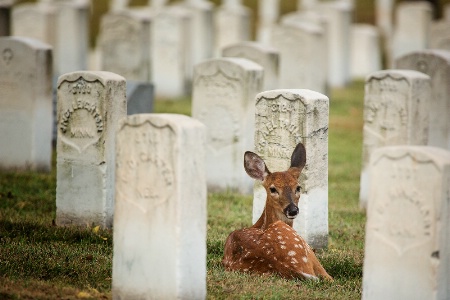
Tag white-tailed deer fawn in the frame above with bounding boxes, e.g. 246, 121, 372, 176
222, 143, 332, 280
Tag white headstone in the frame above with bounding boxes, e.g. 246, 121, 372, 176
430, 20, 450, 51
359, 70, 431, 209
12, 3, 57, 47
392, 1, 432, 61
253, 89, 329, 249
109, 0, 130, 11
222, 41, 279, 91
0, 37, 53, 171
213, 0, 251, 57
375, 0, 394, 39
113, 113, 206, 300
152, 6, 191, 98
192, 57, 263, 194
316, 0, 353, 87
53, 0, 90, 75
395, 50, 450, 150
181, 0, 214, 68
350, 24, 382, 79
271, 21, 327, 94
56, 71, 126, 228
362, 145, 450, 300
98, 10, 151, 82
256, 0, 279, 44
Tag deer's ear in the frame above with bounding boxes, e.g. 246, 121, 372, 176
290, 143, 306, 171
244, 151, 270, 181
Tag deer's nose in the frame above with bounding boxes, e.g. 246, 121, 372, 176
284, 203, 299, 219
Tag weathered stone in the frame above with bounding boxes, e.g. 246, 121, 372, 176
98, 9, 151, 82
430, 20, 450, 52
56, 71, 127, 228
271, 21, 327, 94
214, 0, 251, 56
152, 6, 191, 98
316, 0, 353, 87
359, 70, 431, 209
392, 1, 432, 60
113, 113, 206, 300
192, 57, 263, 194
222, 41, 279, 91
0, 37, 53, 171
253, 89, 329, 249
350, 24, 382, 79
395, 49, 450, 150
362, 145, 450, 300
256, 0, 279, 44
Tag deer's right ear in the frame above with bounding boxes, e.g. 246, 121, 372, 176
290, 143, 306, 171
244, 151, 270, 181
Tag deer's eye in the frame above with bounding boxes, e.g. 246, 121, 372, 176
296, 186, 301, 193
269, 187, 278, 194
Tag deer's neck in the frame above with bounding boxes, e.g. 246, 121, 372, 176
252, 202, 293, 231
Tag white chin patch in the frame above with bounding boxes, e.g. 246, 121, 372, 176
287, 215, 297, 219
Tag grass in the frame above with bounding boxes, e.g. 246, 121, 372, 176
0, 79, 366, 299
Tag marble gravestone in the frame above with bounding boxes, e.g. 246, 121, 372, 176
56, 71, 126, 228
359, 70, 431, 209
362, 146, 450, 300
253, 89, 329, 250
222, 41, 279, 91
0, 37, 53, 171
192, 57, 263, 194
113, 113, 206, 300
395, 50, 450, 150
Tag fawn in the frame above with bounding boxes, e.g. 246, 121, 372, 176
222, 143, 332, 280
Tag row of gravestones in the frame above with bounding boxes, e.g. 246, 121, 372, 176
2, 35, 450, 300
0, 35, 329, 298
7, 0, 450, 102
359, 49, 450, 299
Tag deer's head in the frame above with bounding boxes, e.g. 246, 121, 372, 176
244, 143, 306, 225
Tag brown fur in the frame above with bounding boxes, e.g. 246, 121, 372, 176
222, 143, 332, 281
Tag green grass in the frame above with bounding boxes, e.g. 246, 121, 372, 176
0, 80, 366, 299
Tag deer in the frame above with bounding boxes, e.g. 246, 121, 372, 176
222, 143, 333, 281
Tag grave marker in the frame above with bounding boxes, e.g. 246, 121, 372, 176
0, 37, 53, 171
350, 24, 382, 79
392, 1, 432, 61
113, 113, 206, 299
98, 10, 151, 82
395, 49, 450, 150
362, 145, 450, 300
192, 57, 263, 194
56, 71, 126, 228
152, 6, 191, 98
253, 89, 329, 249
359, 70, 431, 209
214, 0, 251, 57
222, 41, 279, 91
271, 21, 327, 94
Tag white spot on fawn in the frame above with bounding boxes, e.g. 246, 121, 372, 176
302, 256, 308, 263
288, 251, 296, 257
281, 245, 286, 249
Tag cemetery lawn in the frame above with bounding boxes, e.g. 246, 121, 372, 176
0, 81, 365, 299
